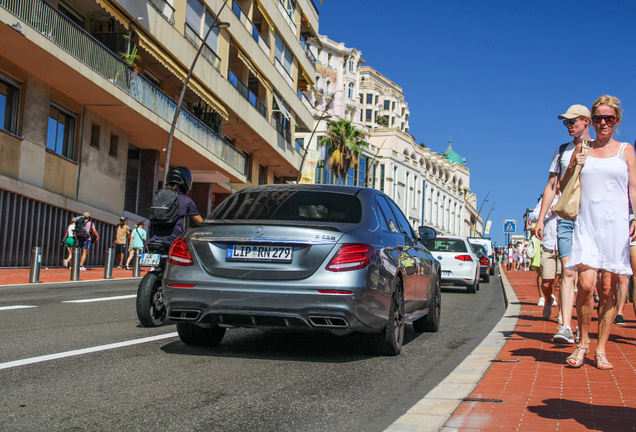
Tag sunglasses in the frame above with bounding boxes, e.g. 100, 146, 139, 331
562, 118, 578, 126
592, 115, 617, 125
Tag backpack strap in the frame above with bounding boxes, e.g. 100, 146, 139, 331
557, 142, 569, 174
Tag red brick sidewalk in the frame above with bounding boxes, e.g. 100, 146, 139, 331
0, 266, 148, 285
443, 268, 636, 432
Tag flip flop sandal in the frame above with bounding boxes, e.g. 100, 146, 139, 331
566, 345, 588, 368
594, 354, 613, 370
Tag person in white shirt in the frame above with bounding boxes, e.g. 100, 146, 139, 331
531, 195, 560, 320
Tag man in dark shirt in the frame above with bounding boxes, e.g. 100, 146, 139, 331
147, 166, 203, 248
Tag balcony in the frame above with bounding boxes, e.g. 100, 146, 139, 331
184, 23, 221, 72
277, 0, 297, 34
228, 69, 267, 118
1, 0, 244, 174
275, 58, 294, 88
300, 36, 316, 65
147, 0, 175, 24
297, 88, 313, 113
231, 0, 270, 57
272, 118, 292, 144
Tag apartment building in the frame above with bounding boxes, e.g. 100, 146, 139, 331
0, 0, 320, 266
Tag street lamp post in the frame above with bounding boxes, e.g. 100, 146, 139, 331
162, 1, 230, 184
296, 92, 338, 183
483, 201, 496, 235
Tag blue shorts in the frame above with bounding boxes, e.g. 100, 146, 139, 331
76, 238, 91, 250
557, 219, 574, 259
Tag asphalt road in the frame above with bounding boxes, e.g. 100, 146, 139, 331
0, 270, 506, 432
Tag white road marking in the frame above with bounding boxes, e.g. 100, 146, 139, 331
62, 294, 137, 303
0, 332, 179, 371
0, 305, 37, 311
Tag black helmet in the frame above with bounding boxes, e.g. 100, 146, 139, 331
166, 166, 193, 195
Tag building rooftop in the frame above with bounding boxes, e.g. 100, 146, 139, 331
441, 139, 465, 166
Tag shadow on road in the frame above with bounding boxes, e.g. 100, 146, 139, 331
160, 326, 426, 363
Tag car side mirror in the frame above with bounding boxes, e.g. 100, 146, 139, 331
418, 226, 437, 240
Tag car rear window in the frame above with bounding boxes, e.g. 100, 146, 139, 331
471, 243, 487, 255
424, 239, 468, 252
208, 190, 362, 223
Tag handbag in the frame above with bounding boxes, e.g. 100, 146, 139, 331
555, 141, 589, 220
526, 236, 538, 259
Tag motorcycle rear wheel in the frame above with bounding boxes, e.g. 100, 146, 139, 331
136, 271, 165, 327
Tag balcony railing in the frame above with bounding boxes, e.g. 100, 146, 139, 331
277, 0, 297, 34
297, 88, 313, 113
228, 69, 267, 118
184, 23, 221, 72
273, 118, 291, 143
232, 0, 270, 57
1, 0, 244, 174
147, 0, 175, 24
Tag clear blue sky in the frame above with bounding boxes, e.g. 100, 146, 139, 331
316, 0, 636, 247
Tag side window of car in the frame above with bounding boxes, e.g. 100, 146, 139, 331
377, 196, 399, 233
387, 198, 415, 238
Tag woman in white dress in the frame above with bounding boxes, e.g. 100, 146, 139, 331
563, 95, 636, 370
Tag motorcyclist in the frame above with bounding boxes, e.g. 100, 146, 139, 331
147, 166, 203, 252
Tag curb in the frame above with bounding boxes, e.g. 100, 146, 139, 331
384, 266, 521, 432
0, 277, 142, 290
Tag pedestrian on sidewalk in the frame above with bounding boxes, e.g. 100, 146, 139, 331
113, 217, 131, 269
125, 222, 147, 270
536, 104, 592, 345
61, 216, 75, 269
506, 244, 514, 271
531, 195, 560, 317
71, 212, 99, 271
563, 95, 636, 370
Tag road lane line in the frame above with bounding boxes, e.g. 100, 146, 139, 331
0, 305, 37, 311
0, 332, 179, 371
62, 294, 137, 303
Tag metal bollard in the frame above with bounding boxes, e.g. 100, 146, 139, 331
71, 247, 81, 281
133, 249, 141, 278
104, 248, 115, 279
29, 246, 42, 283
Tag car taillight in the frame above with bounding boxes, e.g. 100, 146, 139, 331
168, 238, 194, 266
455, 255, 473, 262
326, 243, 375, 272
480, 256, 489, 265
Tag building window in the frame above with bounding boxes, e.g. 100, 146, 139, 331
109, 134, 118, 157
347, 83, 354, 99
243, 150, 252, 181
402, 107, 406, 116
46, 104, 76, 160
374, 111, 378, 121
325, 81, 330, 95
375, 95, 379, 105
359, 93, 363, 104
327, 53, 332, 67
383, 100, 390, 110
365, 109, 372, 121
392, 102, 396, 111
274, 174, 281, 184
391, 117, 395, 126
0, 74, 20, 135
380, 164, 385, 192
366, 93, 372, 104
186, 0, 220, 53
393, 166, 398, 200
58, 1, 85, 28
275, 33, 294, 76
258, 163, 267, 185
405, 172, 410, 213
89, 124, 100, 149
295, 137, 304, 153
348, 59, 354, 72
413, 175, 418, 209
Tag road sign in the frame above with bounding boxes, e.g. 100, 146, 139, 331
504, 220, 516, 233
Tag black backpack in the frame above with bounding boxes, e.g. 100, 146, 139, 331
149, 188, 181, 226
74, 218, 89, 239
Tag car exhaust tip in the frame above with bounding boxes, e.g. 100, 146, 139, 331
168, 309, 201, 321
308, 316, 349, 328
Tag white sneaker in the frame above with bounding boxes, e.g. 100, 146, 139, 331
553, 325, 574, 344
80, 266, 87, 271
537, 297, 545, 307
551, 294, 558, 306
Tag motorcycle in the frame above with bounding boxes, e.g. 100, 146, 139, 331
136, 243, 170, 327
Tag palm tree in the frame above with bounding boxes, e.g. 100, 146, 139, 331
319, 119, 369, 183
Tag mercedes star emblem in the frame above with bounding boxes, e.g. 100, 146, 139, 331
254, 226, 264, 237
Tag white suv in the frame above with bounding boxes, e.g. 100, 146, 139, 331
423, 236, 480, 293
468, 238, 495, 275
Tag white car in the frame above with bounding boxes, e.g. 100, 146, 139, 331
468, 238, 495, 275
423, 236, 480, 293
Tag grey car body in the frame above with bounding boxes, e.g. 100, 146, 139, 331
163, 184, 441, 355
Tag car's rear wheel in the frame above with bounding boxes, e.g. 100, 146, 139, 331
368, 280, 404, 356
177, 322, 226, 347
467, 277, 478, 294
414, 276, 440, 332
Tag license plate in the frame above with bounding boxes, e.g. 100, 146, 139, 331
226, 245, 293, 262
442, 271, 451, 276
139, 253, 161, 266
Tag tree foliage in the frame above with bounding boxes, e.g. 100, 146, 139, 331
376, 115, 389, 127
319, 119, 369, 182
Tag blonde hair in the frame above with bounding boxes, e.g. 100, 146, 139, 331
591, 95, 622, 123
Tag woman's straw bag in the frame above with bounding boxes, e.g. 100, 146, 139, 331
555, 141, 589, 220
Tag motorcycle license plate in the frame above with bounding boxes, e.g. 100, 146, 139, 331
226, 245, 293, 262
139, 253, 161, 266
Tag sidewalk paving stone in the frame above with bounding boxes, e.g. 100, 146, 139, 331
442, 268, 636, 431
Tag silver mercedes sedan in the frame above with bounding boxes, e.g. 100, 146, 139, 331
163, 184, 440, 355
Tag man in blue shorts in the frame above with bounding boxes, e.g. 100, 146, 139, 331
535, 104, 591, 344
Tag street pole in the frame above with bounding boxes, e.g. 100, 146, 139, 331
477, 191, 490, 216
163, 0, 230, 185
483, 201, 496, 235
296, 92, 338, 183
363, 138, 387, 187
